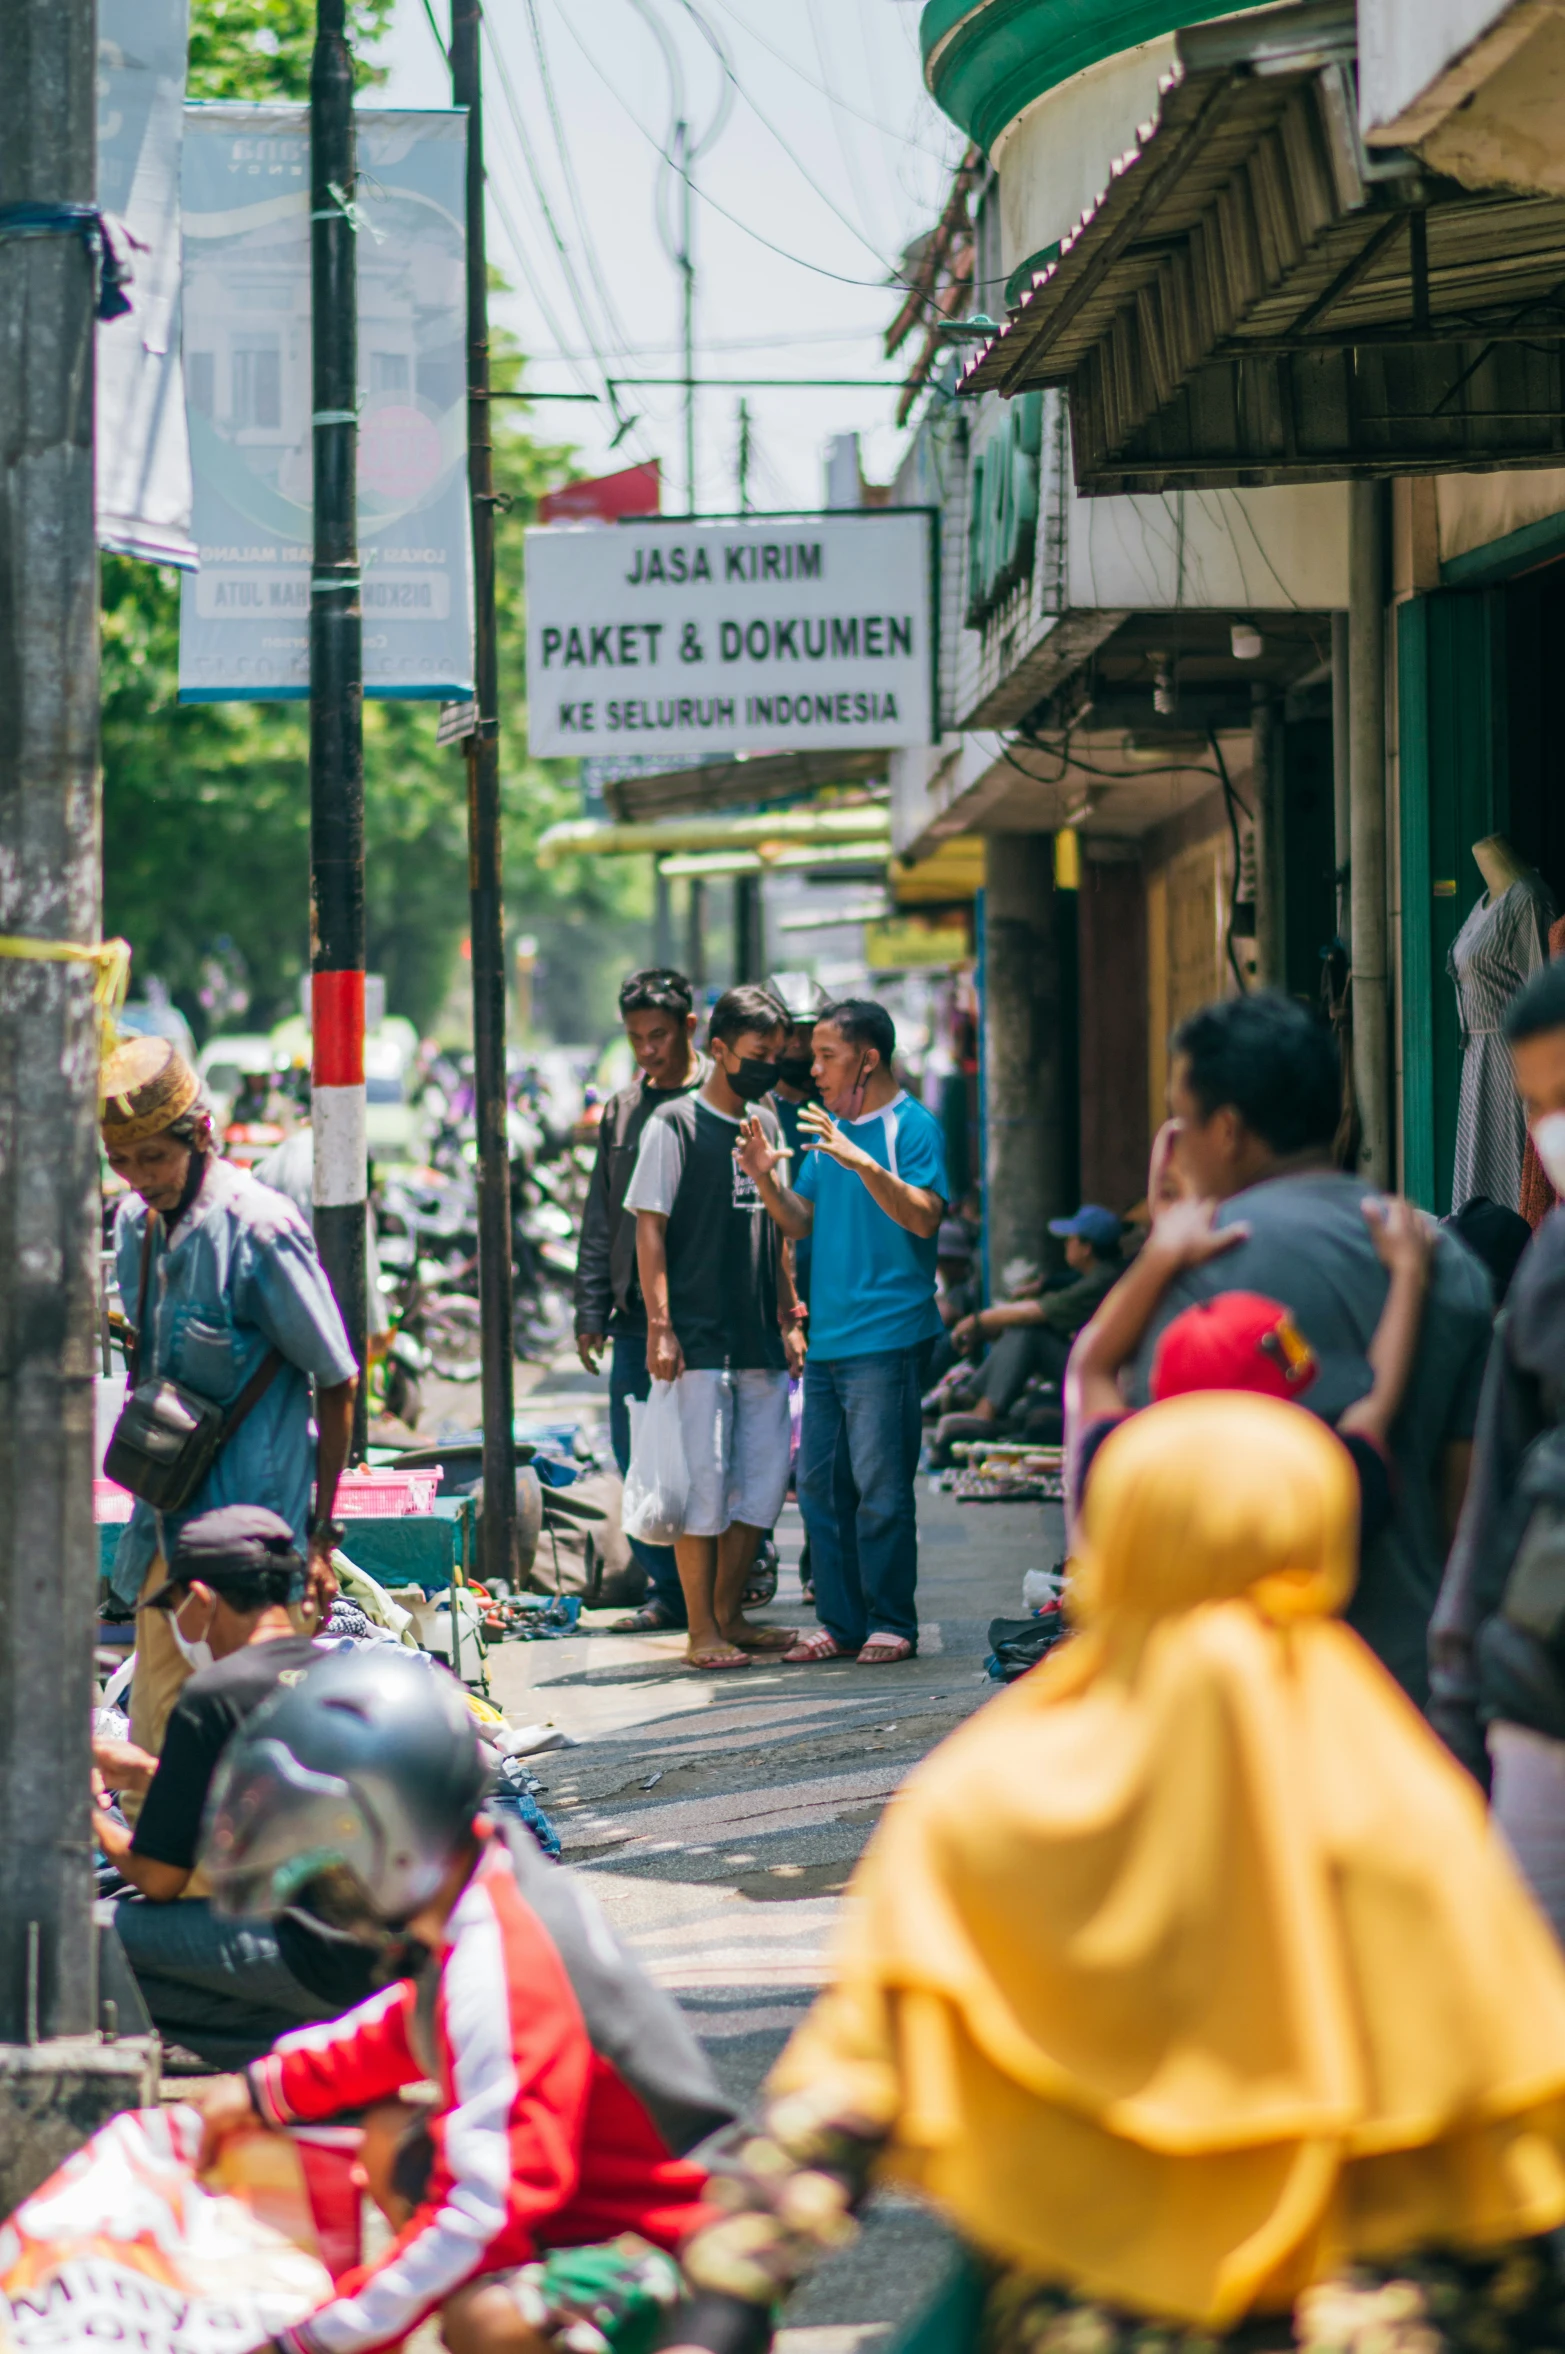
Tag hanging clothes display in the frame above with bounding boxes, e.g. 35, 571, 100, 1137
1449, 873, 1554, 1214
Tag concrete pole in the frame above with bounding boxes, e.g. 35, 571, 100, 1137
733, 872, 762, 983
981, 835, 1067, 1290
685, 876, 706, 990
0, 0, 157, 2202
1331, 610, 1351, 938
1251, 687, 1285, 990
1349, 481, 1391, 1187
653, 865, 674, 967
451, 0, 516, 1593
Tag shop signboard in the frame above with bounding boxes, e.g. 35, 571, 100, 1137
177, 105, 472, 701
97, 0, 195, 566
966, 390, 1042, 627
524, 511, 935, 760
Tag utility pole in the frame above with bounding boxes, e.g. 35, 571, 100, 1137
736, 396, 752, 513
677, 117, 695, 517
0, 0, 156, 2204
450, 0, 517, 1593
309, 0, 368, 1456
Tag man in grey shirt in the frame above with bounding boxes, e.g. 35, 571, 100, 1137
1129, 993, 1493, 1705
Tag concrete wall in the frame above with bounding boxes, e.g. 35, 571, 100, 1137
993, 41, 1179, 269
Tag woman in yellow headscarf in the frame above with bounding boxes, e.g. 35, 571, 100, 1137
679, 1396, 1565, 2354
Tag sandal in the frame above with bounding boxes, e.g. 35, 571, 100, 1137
857, 1635, 915, 1665
781, 1629, 852, 1663
686, 1644, 752, 1671
726, 1623, 799, 1653
608, 1601, 683, 1634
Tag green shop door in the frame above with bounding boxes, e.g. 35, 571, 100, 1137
1397, 589, 1508, 1212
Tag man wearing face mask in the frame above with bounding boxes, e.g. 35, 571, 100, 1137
92, 1507, 363, 2065
1432, 960, 1565, 1943
624, 985, 803, 1669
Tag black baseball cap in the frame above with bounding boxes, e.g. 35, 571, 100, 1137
143, 1505, 305, 1609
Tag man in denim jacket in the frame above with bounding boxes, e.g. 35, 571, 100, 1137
101, 1037, 358, 1758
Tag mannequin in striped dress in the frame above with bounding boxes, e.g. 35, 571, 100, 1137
1450, 836, 1554, 1215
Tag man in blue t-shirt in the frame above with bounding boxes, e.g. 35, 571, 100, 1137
739, 999, 948, 1663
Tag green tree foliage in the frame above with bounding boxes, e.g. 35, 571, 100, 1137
103, 0, 651, 1046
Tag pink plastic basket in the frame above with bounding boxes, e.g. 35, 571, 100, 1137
336, 1469, 442, 1518
94, 1478, 134, 1524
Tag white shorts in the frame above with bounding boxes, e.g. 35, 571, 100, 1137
675, 1367, 792, 1537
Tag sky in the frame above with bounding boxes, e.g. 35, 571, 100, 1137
368, 0, 965, 514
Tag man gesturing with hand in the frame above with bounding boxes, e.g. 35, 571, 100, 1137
738, 999, 947, 1666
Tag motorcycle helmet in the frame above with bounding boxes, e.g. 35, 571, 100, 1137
201, 1647, 489, 1933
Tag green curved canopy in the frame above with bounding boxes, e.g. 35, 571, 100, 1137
921, 0, 1247, 152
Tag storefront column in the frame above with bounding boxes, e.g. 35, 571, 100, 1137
982, 834, 1070, 1288
1350, 480, 1392, 1188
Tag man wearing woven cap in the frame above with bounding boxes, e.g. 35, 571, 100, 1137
101, 1037, 359, 1764
91, 1505, 359, 2065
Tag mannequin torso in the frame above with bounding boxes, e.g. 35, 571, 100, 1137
1473, 834, 1534, 899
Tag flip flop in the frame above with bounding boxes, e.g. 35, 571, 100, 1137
726, 1624, 799, 1653
686, 1645, 752, 1671
781, 1629, 852, 1663
608, 1602, 683, 1634
857, 1635, 915, 1664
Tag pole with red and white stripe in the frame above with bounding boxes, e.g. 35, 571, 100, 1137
310, 0, 367, 1456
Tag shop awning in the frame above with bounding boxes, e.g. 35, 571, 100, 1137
961, 0, 1565, 492
597, 748, 888, 822
534, 804, 890, 871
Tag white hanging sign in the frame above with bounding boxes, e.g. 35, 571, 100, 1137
524, 512, 935, 759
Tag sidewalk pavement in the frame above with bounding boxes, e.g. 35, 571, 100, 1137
486, 1358, 1065, 2349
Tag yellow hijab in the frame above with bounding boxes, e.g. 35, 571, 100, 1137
771, 1396, 1565, 2326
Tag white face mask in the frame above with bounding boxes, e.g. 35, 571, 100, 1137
1533, 1111, 1565, 1197
168, 1601, 215, 1675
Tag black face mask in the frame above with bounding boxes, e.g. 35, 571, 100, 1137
729, 1055, 780, 1103
776, 1057, 816, 1096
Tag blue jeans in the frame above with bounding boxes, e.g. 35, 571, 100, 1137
798, 1346, 927, 1652
609, 1335, 686, 1624
113, 1895, 338, 2069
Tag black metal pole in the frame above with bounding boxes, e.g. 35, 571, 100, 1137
0, 0, 101, 2053
451, 0, 517, 1590
309, 0, 368, 1458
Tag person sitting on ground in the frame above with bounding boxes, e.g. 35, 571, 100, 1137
575, 968, 708, 1637
672, 1396, 1565, 2354
100, 1035, 359, 1763
923, 1219, 980, 1389
626, 984, 804, 1671
186, 1647, 747, 2354
932, 1205, 1123, 1456
1122, 989, 1492, 1710
1064, 1183, 1434, 1689
92, 1507, 374, 2068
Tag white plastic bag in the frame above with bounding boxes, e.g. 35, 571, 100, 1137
622, 1379, 688, 1545
0, 2106, 333, 2354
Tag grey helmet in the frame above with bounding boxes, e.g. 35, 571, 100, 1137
201, 1647, 489, 1931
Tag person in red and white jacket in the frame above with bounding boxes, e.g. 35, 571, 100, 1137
186, 1649, 744, 2354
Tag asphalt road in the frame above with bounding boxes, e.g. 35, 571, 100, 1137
485, 1360, 1065, 2354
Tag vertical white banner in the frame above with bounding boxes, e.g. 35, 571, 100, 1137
177, 104, 474, 700
97, 0, 196, 567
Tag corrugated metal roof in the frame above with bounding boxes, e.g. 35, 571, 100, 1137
958, 0, 1565, 489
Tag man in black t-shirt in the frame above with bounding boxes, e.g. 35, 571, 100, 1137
625, 985, 803, 1670
93, 1505, 369, 2065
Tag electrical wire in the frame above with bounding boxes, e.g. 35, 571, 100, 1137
667, 0, 906, 270
521, 0, 636, 355
479, 9, 651, 450
701, 0, 954, 162
803, 0, 893, 253
546, 0, 942, 305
